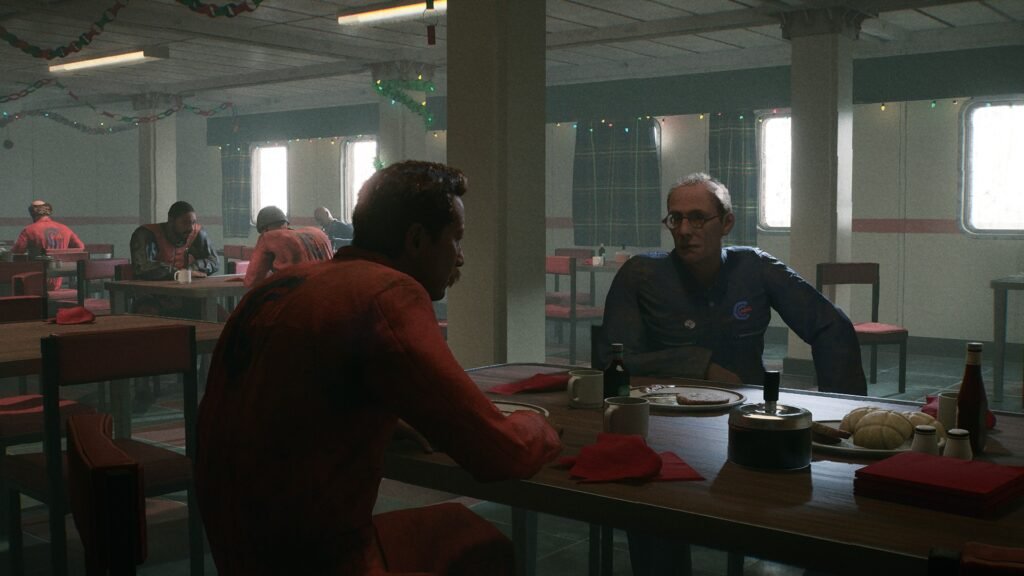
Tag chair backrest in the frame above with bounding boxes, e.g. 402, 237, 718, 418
114, 263, 135, 281
553, 248, 594, 261
240, 245, 255, 260
77, 258, 131, 305
0, 295, 46, 322
223, 245, 246, 260
815, 262, 881, 323
66, 413, 147, 575
84, 243, 115, 259
225, 260, 249, 275
46, 249, 90, 263
0, 260, 47, 294
546, 256, 579, 316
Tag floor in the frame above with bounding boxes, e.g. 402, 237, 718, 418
2, 336, 1021, 575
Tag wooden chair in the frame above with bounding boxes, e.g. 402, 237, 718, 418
68, 258, 131, 315
545, 256, 603, 365
224, 260, 249, 275
66, 413, 146, 576
240, 246, 255, 260
0, 295, 46, 323
549, 248, 595, 306
221, 245, 245, 261
84, 244, 115, 260
816, 262, 908, 393
3, 325, 204, 576
0, 261, 48, 297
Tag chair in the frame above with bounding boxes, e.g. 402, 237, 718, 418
221, 245, 245, 261
549, 248, 595, 306
816, 262, 908, 393
114, 263, 134, 281
240, 246, 255, 260
0, 261, 48, 297
3, 325, 204, 576
84, 244, 115, 260
224, 260, 249, 275
67, 259, 131, 315
0, 295, 46, 323
545, 256, 603, 365
66, 413, 146, 576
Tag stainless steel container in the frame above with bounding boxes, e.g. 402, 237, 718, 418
727, 371, 813, 471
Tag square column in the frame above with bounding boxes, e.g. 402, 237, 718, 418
136, 94, 178, 224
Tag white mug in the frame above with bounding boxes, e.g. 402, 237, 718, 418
937, 391, 958, 432
591, 255, 604, 267
174, 268, 192, 284
567, 369, 604, 408
603, 396, 650, 438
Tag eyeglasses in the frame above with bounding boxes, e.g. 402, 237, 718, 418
661, 211, 721, 230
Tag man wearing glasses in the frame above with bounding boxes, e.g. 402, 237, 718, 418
599, 172, 866, 396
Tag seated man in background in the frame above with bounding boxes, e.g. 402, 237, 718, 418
599, 172, 866, 396
12, 200, 85, 288
130, 200, 219, 281
243, 205, 333, 287
197, 161, 561, 576
313, 205, 354, 243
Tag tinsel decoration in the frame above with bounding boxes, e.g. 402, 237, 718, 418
0, 0, 129, 60
175, 0, 264, 18
374, 78, 435, 128
0, 101, 234, 134
0, 79, 57, 104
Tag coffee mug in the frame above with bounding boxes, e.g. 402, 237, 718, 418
937, 391, 958, 432
603, 396, 650, 438
567, 369, 604, 408
174, 268, 192, 284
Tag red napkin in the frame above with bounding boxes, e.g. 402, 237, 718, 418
51, 306, 95, 325
489, 372, 569, 395
922, 395, 996, 429
854, 451, 1024, 517
556, 433, 704, 483
655, 451, 705, 481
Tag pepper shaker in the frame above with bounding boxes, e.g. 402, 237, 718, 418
944, 428, 973, 460
910, 425, 939, 455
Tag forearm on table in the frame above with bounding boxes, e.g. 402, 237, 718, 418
626, 347, 713, 379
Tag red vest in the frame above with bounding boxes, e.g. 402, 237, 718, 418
144, 223, 200, 270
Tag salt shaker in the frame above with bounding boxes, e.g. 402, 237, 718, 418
910, 425, 939, 455
944, 428, 973, 460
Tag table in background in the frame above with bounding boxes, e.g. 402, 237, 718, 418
105, 275, 249, 321
991, 275, 1024, 405
384, 363, 1024, 576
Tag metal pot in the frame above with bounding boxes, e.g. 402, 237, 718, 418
727, 371, 812, 471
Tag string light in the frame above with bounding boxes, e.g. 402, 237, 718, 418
699, 114, 704, 120
930, 100, 936, 108
880, 103, 886, 111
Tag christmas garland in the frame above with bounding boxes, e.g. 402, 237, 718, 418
0, 0, 129, 60
175, 0, 264, 18
0, 79, 57, 104
0, 101, 234, 134
374, 78, 435, 128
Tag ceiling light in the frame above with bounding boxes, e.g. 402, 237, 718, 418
49, 47, 169, 73
338, 1, 446, 25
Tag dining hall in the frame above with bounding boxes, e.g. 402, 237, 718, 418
1, 0, 1023, 574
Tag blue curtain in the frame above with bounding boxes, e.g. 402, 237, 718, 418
708, 112, 759, 247
572, 118, 662, 248
221, 145, 252, 238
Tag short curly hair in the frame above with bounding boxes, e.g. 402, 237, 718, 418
352, 161, 467, 259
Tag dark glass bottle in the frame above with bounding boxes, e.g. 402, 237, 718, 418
956, 342, 988, 455
604, 343, 630, 398
597, 243, 606, 258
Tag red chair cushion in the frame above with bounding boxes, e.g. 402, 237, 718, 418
374, 502, 513, 576
0, 394, 96, 440
854, 322, 908, 335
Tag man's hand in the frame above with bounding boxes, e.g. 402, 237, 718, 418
393, 419, 433, 454
191, 270, 208, 279
705, 362, 742, 384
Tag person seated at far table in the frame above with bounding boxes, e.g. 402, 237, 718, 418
314, 205, 354, 244
598, 172, 866, 396
197, 161, 562, 576
130, 200, 219, 282
12, 200, 85, 288
243, 206, 333, 287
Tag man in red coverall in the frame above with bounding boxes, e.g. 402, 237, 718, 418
12, 200, 85, 288
243, 205, 334, 287
197, 161, 562, 576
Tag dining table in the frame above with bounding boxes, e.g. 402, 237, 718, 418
105, 274, 250, 321
383, 363, 1024, 576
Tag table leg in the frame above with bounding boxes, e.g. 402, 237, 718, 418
993, 287, 1007, 402
203, 297, 219, 322
111, 290, 127, 315
511, 507, 537, 576
110, 379, 132, 439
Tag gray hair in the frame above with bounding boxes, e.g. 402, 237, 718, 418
671, 172, 732, 215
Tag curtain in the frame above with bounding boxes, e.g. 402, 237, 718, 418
572, 118, 662, 248
221, 145, 252, 238
708, 112, 759, 247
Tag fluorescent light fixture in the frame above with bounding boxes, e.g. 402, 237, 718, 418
49, 46, 168, 73
338, 0, 446, 25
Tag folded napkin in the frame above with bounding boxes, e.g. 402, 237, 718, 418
854, 451, 1024, 517
489, 372, 570, 395
922, 395, 996, 429
557, 433, 704, 483
51, 306, 96, 325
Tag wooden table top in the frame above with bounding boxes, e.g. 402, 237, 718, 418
384, 363, 1024, 574
104, 275, 249, 298
0, 314, 224, 378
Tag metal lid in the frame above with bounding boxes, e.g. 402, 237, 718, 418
729, 402, 812, 431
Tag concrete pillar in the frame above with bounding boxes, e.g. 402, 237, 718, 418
373, 61, 431, 165
781, 9, 864, 374
446, 0, 546, 367
136, 94, 178, 224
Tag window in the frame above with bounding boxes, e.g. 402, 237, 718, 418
343, 139, 378, 221
758, 114, 791, 230
963, 99, 1024, 234
251, 145, 288, 222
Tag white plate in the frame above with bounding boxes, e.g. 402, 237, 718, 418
630, 384, 745, 412
493, 401, 550, 417
811, 420, 945, 459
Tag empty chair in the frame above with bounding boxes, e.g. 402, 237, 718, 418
816, 262, 908, 393
66, 258, 131, 315
549, 248, 595, 306
221, 245, 245, 261
224, 260, 249, 275
3, 325, 204, 576
0, 261, 47, 297
545, 256, 603, 365
0, 295, 45, 323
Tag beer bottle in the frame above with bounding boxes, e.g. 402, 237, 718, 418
604, 343, 630, 398
955, 342, 988, 455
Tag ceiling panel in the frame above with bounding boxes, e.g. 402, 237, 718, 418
876, 9, 951, 31
657, 33, 745, 53
985, 0, 1024, 20
919, 2, 1012, 26
566, 0, 689, 20
700, 27, 787, 48
547, 0, 635, 27
607, 39, 694, 58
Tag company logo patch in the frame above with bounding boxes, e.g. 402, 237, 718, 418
732, 301, 752, 320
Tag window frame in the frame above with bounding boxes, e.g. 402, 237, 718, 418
250, 143, 289, 225
756, 110, 792, 233
959, 96, 1024, 238
341, 138, 378, 223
